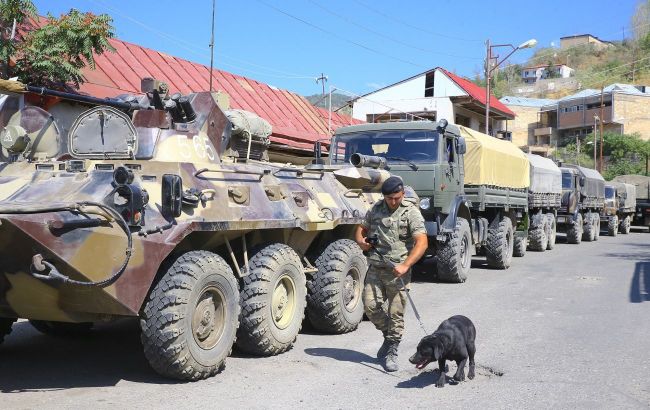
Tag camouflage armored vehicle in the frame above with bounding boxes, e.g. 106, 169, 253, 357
601, 182, 636, 236
525, 154, 562, 252
0, 79, 392, 380
331, 121, 530, 283
612, 174, 650, 230
556, 165, 605, 243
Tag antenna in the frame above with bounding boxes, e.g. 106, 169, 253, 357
209, 0, 216, 92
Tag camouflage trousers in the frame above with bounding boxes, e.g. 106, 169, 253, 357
362, 261, 410, 343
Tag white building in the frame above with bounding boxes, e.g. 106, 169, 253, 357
521, 64, 574, 84
350, 67, 515, 136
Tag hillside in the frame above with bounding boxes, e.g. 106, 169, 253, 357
305, 92, 353, 116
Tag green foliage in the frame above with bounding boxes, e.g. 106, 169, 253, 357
0, 0, 36, 75
601, 132, 650, 179
1, 1, 115, 88
556, 141, 595, 169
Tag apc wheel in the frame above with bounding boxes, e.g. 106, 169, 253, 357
436, 218, 472, 283
140, 251, 239, 381
528, 226, 547, 252
607, 215, 619, 237
0, 317, 16, 344
546, 213, 557, 250
307, 239, 367, 334
29, 320, 93, 336
620, 216, 631, 234
513, 235, 527, 257
486, 215, 514, 269
237, 243, 306, 355
567, 213, 583, 244
582, 213, 595, 242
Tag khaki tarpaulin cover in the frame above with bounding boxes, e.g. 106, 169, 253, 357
459, 126, 529, 189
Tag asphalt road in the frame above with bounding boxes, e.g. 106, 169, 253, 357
1, 229, 649, 409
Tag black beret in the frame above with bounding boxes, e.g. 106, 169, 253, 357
381, 176, 404, 195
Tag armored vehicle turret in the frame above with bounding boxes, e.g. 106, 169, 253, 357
0, 79, 396, 380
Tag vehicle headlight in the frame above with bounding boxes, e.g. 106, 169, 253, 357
419, 197, 431, 210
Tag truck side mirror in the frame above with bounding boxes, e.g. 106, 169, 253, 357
456, 137, 467, 155
579, 177, 585, 187
162, 174, 183, 218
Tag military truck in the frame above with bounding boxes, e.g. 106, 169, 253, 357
526, 154, 562, 251
556, 165, 605, 243
331, 121, 530, 283
612, 174, 650, 230
0, 79, 392, 380
601, 182, 636, 236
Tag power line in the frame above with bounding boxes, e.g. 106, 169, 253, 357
254, 0, 425, 68
351, 0, 482, 43
306, 0, 482, 60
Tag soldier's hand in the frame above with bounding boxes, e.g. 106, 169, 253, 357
393, 263, 409, 277
358, 240, 371, 252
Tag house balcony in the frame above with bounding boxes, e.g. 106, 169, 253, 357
534, 126, 553, 137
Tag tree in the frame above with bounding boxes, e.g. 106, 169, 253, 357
601, 132, 650, 179
0, 0, 114, 88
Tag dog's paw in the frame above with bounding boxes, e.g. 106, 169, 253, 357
468, 365, 475, 380
453, 371, 465, 382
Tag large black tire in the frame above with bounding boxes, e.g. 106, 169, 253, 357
140, 251, 240, 381
237, 243, 306, 356
620, 215, 631, 234
436, 218, 472, 283
485, 215, 514, 269
582, 213, 595, 242
546, 213, 557, 250
307, 239, 367, 334
528, 226, 547, 252
30, 320, 93, 336
567, 213, 583, 244
513, 235, 527, 257
607, 215, 618, 237
0, 317, 16, 344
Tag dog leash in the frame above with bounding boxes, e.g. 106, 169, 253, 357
368, 243, 428, 335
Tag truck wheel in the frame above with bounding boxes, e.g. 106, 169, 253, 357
486, 215, 514, 269
582, 213, 595, 242
140, 251, 240, 381
0, 317, 16, 344
567, 213, 583, 244
436, 218, 472, 283
528, 225, 547, 252
29, 320, 93, 336
513, 235, 527, 257
593, 214, 600, 241
545, 213, 557, 250
620, 216, 631, 234
607, 215, 619, 236
237, 243, 306, 355
307, 239, 367, 334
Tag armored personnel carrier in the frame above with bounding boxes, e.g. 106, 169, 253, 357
526, 154, 562, 252
0, 79, 391, 380
601, 182, 636, 236
556, 165, 605, 243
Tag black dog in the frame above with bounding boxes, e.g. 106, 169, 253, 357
408, 315, 476, 387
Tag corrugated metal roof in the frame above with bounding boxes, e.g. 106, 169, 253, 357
559, 83, 650, 102
500, 96, 558, 107
24, 17, 361, 151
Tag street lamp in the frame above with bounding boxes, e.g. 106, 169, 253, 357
485, 38, 537, 134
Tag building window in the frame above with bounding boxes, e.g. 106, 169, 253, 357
424, 72, 434, 97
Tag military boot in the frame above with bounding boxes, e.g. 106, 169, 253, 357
376, 335, 391, 359
384, 342, 399, 372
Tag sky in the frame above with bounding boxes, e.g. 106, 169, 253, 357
34, 0, 639, 98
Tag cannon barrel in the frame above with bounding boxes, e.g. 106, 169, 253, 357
350, 153, 387, 169
25, 85, 137, 112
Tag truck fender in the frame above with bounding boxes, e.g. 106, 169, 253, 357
441, 195, 471, 233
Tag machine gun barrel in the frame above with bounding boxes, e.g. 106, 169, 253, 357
350, 153, 388, 169
24, 85, 136, 112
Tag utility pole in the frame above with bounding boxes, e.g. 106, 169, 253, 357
599, 85, 605, 173
485, 39, 491, 134
316, 73, 328, 96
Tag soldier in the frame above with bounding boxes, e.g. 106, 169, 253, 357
355, 176, 428, 372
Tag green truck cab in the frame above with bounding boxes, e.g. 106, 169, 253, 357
331, 120, 530, 283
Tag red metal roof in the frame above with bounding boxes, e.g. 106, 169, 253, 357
438, 68, 515, 118
23, 16, 362, 151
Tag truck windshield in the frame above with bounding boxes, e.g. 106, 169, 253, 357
331, 130, 439, 165
605, 187, 615, 199
561, 172, 574, 189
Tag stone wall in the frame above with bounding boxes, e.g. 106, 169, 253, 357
613, 94, 650, 140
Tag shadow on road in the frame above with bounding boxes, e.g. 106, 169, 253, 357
396, 369, 455, 389
0, 320, 172, 393
304, 347, 396, 376
630, 260, 650, 303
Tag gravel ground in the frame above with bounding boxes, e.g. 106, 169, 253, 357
0, 229, 649, 409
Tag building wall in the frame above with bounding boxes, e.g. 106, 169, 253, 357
497, 105, 540, 147
614, 93, 650, 140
